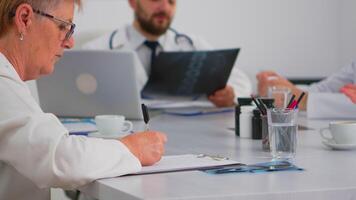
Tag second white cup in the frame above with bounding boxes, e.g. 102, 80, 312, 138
95, 115, 133, 136
320, 121, 356, 145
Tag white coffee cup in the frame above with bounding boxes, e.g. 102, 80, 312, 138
95, 115, 133, 136
320, 121, 356, 145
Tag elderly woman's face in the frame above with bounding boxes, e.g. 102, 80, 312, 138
28, 0, 75, 78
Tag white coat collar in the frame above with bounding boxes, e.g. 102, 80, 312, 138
112, 24, 192, 51
127, 25, 147, 50
126, 24, 172, 51
0, 52, 23, 83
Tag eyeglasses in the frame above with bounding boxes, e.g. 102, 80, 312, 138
33, 9, 76, 41
203, 161, 303, 174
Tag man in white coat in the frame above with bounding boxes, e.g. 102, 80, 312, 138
257, 61, 356, 119
0, 1, 166, 199
341, 84, 356, 103
83, 0, 252, 107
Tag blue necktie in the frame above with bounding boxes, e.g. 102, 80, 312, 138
144, 40, 160, 67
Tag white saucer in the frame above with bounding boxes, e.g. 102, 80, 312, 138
322, 140, 356, 150
88, 131, 127, 139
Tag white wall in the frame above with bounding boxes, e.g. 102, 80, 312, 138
73, 0, 355, 83
341, 0, 356, 67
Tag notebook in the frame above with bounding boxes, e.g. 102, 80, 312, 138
142, 48, 240, 96
37, 50, 143, 120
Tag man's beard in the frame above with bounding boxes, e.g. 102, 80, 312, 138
136, 12, 172, 36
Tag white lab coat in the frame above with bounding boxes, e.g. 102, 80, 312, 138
83, 24, 252, 98
0, 53, 141, 200
306, 61, 356, 119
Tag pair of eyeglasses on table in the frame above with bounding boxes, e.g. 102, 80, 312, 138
203, 160, 303, 174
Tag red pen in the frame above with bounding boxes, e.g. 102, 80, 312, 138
287, 100, 297, 109
294, 92, 306, 109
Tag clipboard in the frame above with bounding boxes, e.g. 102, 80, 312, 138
128, 154, 242, 176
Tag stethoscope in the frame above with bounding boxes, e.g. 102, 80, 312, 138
109, 27, 194, 50
168, 27, 194, 47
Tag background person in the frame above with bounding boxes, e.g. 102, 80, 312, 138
257, 61, 356, 118
340, 84, 356, 103
84, 0, 252, 107
0, 1, 166, 199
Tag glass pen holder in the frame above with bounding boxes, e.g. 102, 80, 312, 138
267, 108, 298, 162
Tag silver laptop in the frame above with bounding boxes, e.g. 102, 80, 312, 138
37, 50, 143, 120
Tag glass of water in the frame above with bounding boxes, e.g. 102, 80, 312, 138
267, 108, 298, 162
267, 86, 291, 108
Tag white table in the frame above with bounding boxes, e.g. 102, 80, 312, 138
80, 111, 356, 200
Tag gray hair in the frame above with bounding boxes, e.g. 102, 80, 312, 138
0, 0, 82, 37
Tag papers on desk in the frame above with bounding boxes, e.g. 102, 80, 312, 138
142, 94, 215, 109
162, 107, 234, 116
132, 154, 242, 175
142, 97, 234, 116
142, 98, 214, 109
60, 118, 97, 135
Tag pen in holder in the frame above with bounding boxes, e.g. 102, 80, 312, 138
259, 98, 275, 151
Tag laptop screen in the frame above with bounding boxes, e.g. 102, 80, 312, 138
37, 50, 143, 120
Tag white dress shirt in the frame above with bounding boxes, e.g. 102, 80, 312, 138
0, 53, 141, 200
83, 24, 252, 97
306, 61, 356, 119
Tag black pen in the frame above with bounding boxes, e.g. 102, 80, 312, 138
141, 103, 150, 131
251, 95, 266, 115
295, 92, 306, 109
287, 94, 296, 108
257, 98, 267, 115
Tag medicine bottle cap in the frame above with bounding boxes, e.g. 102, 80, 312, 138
237, 98, 253, 106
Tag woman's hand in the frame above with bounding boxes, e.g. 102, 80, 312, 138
120, 131, 167, 166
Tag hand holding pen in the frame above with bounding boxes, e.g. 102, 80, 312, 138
120, 131, 167, 166
120, 104, 168, 166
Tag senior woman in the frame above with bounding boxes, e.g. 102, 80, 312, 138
0, 0, 167, 199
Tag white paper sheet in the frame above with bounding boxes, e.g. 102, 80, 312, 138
143, 99, 214, 109
133, 154, 241, 175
